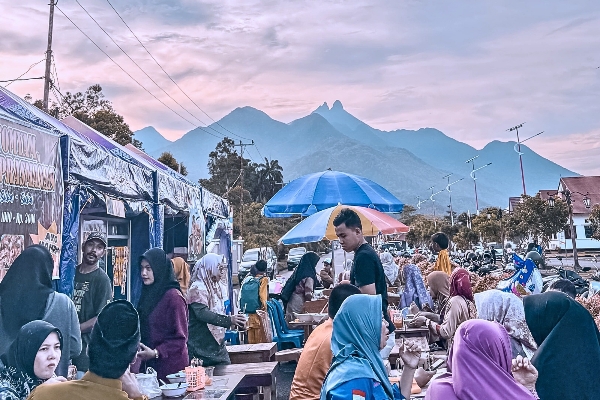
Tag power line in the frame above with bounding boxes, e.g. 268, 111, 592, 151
74, 0, 214, 129
4, 58, 46, 87
55, 5, 223, 139
103, 0, 251, 141
0, 76, 44, 84
51, 54, 61, 92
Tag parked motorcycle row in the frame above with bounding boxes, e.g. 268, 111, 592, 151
387, 244, 600, 298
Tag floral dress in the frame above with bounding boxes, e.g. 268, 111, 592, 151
0, 366, 43, 400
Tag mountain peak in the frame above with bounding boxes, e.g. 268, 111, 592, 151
332, 100, 344, 110
314, 102, 329, 113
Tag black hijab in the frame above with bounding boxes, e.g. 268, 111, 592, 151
1, 320, 62, 378
0, 245, 54, 338
524, 291, 600, 400
290, 251, 320, 288
136, 248, 180, 343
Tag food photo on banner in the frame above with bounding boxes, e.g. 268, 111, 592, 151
0, 117, 63, 281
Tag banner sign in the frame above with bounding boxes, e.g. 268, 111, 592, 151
0, 118, 64, 280
187, 205, 205, 263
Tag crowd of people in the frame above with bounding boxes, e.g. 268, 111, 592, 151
289, 209, 600, 400
0, 207, 600, 399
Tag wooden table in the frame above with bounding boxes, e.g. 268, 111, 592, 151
226, 343, 277, 364
214, 361, 278, 400
394, 326, 430, 340
157, 374, 244, 400
288, 320, 319, 340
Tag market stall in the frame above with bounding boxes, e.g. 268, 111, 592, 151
0, 96, 64, 283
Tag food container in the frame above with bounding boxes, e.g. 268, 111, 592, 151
204, 366, 214, 386
166, 371, 187, 384
311, 313, 328, 322
295, 313, 314, 322
160, 383, 188, 397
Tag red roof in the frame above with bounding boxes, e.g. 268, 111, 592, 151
559, 176, 600, 214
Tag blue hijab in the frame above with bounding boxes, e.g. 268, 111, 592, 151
321, 294, 393, 399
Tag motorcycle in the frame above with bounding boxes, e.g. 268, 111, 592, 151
542, 256, 592, 296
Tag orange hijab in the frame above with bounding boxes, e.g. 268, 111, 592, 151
435, 249, 452, 275
171, 257, 190, 295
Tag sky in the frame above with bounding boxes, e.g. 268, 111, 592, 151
2, 0, 600, 174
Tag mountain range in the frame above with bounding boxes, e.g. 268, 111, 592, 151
133, 101, 578, 213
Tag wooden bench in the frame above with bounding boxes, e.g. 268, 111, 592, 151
226, 343, 277, 364
215, 361, 278, 400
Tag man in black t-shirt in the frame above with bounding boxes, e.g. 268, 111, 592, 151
333, 208, 395, 333
71, 232, 113, 373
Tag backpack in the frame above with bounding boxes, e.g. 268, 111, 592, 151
240, 276, 262, 313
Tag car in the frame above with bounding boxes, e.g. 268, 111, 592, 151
238, 247, 277, 282
287, 247, 307, 271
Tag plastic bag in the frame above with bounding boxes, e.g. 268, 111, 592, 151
136, 367, 162, 398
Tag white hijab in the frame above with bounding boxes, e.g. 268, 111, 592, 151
380, 251, 399, 285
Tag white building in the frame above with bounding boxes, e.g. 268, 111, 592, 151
548, 176, 600, 251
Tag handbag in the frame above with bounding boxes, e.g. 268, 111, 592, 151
135, 367, 162, 398
257, 309, 273, 342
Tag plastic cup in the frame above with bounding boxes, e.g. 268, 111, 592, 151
204, 366, 214, 386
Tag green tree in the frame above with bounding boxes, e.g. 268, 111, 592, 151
586, 204, 600, 241
29, 85, 142, 148
157, 152, 188, 175
399, 205, 417, 225
471, 207, 503, 243
453, 226, 480, 249
406, 215, 438, 248
256, 158, 284, 203
505, 195, 569, 248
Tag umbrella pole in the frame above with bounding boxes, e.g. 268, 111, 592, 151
331, 241, 336, 285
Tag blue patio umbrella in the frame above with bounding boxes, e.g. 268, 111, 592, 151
262, 170, 404, 218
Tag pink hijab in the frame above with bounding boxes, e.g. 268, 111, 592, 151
425, 320, 536, 400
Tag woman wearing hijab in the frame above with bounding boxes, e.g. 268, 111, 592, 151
187, 254, 245, 366
425, 319, 539, 400
135, 248, 189, 381
475, 290, 537, 358
0, 321, 66, 399
321, 294, 420, 400
399, 265, 432, 310
413, 268, 476, 354
380, 252, 399, 286
171, 257, 191, 295
283, 252, 320, 320
0, 246, 80, 378
524, 291, 600, 400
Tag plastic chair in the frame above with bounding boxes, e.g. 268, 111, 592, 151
267, 302, 303, 350
270, 300, 304, 335
224, 330, 240, 345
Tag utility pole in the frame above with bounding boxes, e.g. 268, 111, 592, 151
43, 0, 56, 111
233, 140, 254, 238
507, 123, 526, 195
428, 186, 436, 222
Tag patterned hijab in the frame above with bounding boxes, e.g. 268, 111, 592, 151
379, 251, 399, 285
450, 268, 474, 302
400, 264, 433, 310
187, 254, 226, 343
475, 290, 537, 358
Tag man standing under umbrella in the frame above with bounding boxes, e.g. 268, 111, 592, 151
333, 208, 395, 333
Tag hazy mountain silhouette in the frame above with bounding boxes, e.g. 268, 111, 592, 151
133, 101, 578, 212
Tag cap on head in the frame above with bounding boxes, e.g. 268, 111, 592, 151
85, 232, 107, 248
324, 258, 332, 265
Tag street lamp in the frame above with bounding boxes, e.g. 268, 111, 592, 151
443, 174, 464, 226
508, 122, 543, 196
466, 156, 492, 214
430, 188, 445, 228
416, 196, 429, 210
547, 190, 591, 270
